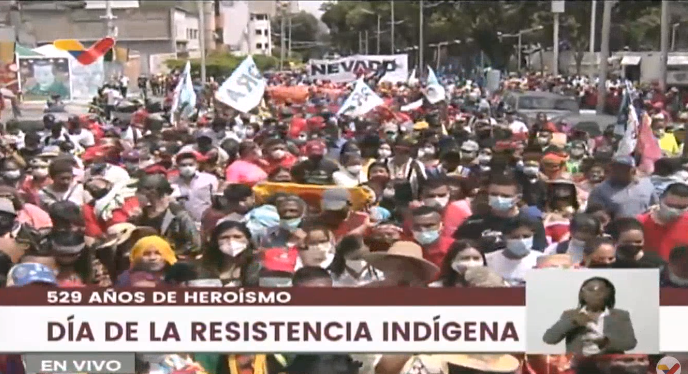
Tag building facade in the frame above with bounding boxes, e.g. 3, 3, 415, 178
6, 0, 200, 74
221, 0, 295, 56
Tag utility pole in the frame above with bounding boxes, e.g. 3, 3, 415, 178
552, 1, 564, 76
279, 4, 286, 70
364, 30, 369, 54
660, 0, 670, 91
198, 0, 207, 83
596, 0, 612, 114
287, 13, 292, 58
390, 0, 395, 53
103, 0, 116, 37
419, 0, 424, 80
376, 15, 381, 54
589, 0, 596, 80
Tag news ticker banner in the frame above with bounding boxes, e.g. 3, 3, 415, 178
0, 288, 686, 353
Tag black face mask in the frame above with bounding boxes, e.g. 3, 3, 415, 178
89, 187, 110, 200
588, 262, 614, 269
308, 155, 324, 163
617, 244, 643, 257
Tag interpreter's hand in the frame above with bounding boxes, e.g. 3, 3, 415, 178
572, 310, 595, 326
592, 336, 609, 348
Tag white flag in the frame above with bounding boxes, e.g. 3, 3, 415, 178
215, 56, 266, 113
401, 99, 423, 112
424, 65, 446, 104
407, 68, 418, 86
171, 61, 196, 118
336, 78, 384, 117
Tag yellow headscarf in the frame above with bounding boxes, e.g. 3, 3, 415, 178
129, 235, 177, 268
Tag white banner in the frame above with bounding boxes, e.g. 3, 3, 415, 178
308, 54, 408, 83
215, 56, 266, 113
0, 306, 684, 353
336, 78, 384, 117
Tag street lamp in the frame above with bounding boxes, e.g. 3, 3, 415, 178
672, 22, 680, 51
498, 25, 544, 72
361, 9, 382, 54
428, 40, 461, 71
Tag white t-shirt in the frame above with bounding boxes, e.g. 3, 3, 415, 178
508, 120, 529, 134
68, 129, 95, 148
485, 250, 543, 285
105, 88, 122, 105
120, 76, 129, 87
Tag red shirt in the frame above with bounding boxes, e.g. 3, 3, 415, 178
334, 211, 369, 241
421, 236, 453, 268
83, 196, 140, 238
262, 153, 297, 174
637, 212, 688, 260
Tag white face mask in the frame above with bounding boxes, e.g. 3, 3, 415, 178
271, 150, 286, 160
378, 149, 392, 159
3, 170, 20, 180
219, 240, 248, 257
318, 253, 335, 269
424, 196, 450, 209
451, 260, 483, 273
346, 259, 367, 273
346, 165, 362, 175
179, 165, 197, 178
32, 168, 49, 178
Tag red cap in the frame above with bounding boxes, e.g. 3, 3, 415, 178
305, 140, 326, 156
262, 248, 298, 273
306, 116, 325, 131
81, 145, 108, 162
290, 117, 307, 138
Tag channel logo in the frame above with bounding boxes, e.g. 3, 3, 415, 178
657, 356, 681, 374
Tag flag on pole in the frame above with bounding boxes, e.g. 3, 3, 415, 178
424, 66, 446, 104
615, 82, 639, 157
336, 78, 384, 117
215, 56, 266, 113
171, 61, 196, 120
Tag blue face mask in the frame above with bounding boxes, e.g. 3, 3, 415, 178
413, 229, 440, 245
279, 217, 302, 232
505, 237, 533, 257
489, 195, 516, 212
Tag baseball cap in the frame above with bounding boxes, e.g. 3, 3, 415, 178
305, 140, 326, 156
460, 140, 479, 153
195, 128, 216, 141
612, 155, 636, 167
322, 188, 351, 211
0, 197, 16, 216
9, 263, 57, 287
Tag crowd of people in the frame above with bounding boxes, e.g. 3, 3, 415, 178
0, 61, 687, 374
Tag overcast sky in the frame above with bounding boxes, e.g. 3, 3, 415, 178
298, 0, 325, 17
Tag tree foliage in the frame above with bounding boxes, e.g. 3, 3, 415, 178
272, 10, 325, 61
320, 0, 672, 71
165, 52, 280, 79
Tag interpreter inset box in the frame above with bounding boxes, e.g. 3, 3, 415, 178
525, 268, 659, 355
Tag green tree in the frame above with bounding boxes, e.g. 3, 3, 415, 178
272, 10, 323, 60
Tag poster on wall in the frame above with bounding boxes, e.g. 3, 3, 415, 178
70, 58, 105, 101
18, 57, 71, 101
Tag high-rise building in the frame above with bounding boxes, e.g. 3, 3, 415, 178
220, 0, 296, 56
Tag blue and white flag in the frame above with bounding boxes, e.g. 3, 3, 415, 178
425, 65, 446, 104
615, 81, 639, 157
170, 61, 196, 119
215, 56, 266, 113
336, 78, 384, 117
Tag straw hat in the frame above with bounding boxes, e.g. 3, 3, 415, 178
98, 223, 158, 249
363, 241, 439, 283
437, 354, 520, 373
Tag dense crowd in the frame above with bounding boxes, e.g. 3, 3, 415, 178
0, 64, 687, 374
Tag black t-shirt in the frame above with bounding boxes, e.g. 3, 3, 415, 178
291, 158, 340, 185
454, 209, 548, 253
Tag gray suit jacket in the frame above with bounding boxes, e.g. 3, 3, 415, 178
542, 308, 637, 354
